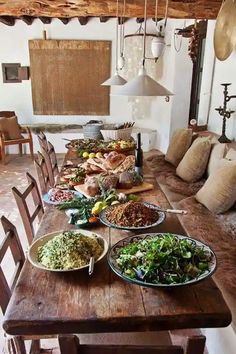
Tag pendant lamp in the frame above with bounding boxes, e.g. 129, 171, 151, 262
118, 0, 126, 70
151, 0, 165, 60
101, 0, 126, 86
114, 0, 173, 97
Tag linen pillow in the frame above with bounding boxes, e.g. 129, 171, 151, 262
196, 164, 236, 214
207, 143, 226, 176
217, 158, 236, 169
165, 128, 192, 167
0, 116, 21, 140
225, 148, 236, 161
176, 137, 211, 182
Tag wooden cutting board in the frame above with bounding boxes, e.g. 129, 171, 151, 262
74, 182, 154, 198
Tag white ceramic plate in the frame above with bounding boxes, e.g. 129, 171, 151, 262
28, 230, 108, 272
42, 190, 82, 205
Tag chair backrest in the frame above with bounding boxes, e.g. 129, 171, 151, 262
48, 141, 59, 177
37, 131, 48, 152
12, 172, 44, 244
0, 216, 25, 314
58, 336, 184, 354
35, 151, 51, 195
0, 111, 15, 118
41, 141, 59, 186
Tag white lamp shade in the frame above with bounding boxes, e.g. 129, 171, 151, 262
113, 67, 173, 97
151, 36, 165, 59
101, 71, 127, 86
118, 55, 125, 70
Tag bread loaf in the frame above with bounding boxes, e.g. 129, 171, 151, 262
106, 152, 126, 169
84, 177, 99, 197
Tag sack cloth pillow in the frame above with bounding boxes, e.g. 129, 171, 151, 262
196, 164, 236, 214
207, 142, 226, 176
165, 128, 193, 167
176, 137, 211, 182
225, 148, 236, 161
0, 116, 22, 140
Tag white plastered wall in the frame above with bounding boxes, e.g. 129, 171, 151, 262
0, 18, 192, 153
198, 20, 236, 140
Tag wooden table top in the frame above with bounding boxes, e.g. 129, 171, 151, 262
3, 151, 231, 336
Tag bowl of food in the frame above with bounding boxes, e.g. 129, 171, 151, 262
99, 201, 165, 231
42, 188, 82, 205
108, 233, 217, 288
65, 208, 99, 229
28, 230, 108, 272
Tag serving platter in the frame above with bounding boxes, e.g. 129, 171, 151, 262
108, 233, 217, 288
42, 190, 82, 205
99, 202, 165, 231
28, 229, 108, 272
74, 182, 154, 198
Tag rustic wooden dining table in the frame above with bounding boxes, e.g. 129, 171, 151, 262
3, 150, 231, 337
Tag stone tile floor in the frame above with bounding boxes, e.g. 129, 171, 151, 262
0, 154, 234, 353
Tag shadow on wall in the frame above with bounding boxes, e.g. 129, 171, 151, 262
129, 96, 155, 120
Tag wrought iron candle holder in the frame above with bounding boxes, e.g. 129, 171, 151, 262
215, 83, 236, 143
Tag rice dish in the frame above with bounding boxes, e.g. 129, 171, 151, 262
37, 231, 103, 270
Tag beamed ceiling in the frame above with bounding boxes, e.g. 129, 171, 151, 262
0, 0, 222, 26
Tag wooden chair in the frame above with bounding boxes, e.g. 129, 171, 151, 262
0, 111, 34, 164
0, 215, 37, 354
0, 216, 67, 354
41, 141, 59, 186
12, 172, 44, 244
35, 151, 52, 195
37, 131, 48, 152
59, 335, 206, 354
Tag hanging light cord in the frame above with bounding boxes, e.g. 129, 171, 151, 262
154, 0, 159, 27
142, 0, 148, 67
164, 0, 169, 30
115, 0, 119, 72
120, 0, 126, 57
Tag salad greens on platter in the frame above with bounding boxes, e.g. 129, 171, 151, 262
115, 233, 215, 285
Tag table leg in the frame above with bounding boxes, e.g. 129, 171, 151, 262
19, 143, 23, 156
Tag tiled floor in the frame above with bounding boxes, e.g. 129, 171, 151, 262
0, 154, 235, 354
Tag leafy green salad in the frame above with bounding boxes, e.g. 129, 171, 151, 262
116, 234, 213, 285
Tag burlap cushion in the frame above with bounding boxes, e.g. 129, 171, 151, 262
165, 128, 192, 167
207, 143, 226, 176
0, 116, 21, 140
196, 165, 236, 214
176, 137, 211, 182
217, 158, 236, 169
225, 148, 236, 161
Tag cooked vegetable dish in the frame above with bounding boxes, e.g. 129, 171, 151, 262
37, 231, 103, 270
105, 201, 159, 227
116, 234, 213, 285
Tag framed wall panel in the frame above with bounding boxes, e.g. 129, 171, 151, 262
29, 40, 111, 115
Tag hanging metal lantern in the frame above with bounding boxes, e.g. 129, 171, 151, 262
151, 35, 165, 61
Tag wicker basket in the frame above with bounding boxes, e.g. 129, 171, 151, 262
101, 127, 133, 141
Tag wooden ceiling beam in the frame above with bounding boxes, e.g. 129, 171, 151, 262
118, 17, 128, 25
78, 16, 89, 25
99, 16, 109, 23
0, 16, 15, 26
20, 15, 34, 25
58, 17, 70, 24
39, 17, 52, 24
0, 1, 222, 20
136, 18, 144, 23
